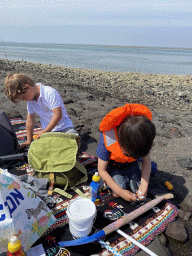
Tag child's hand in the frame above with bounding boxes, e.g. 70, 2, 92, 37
120, 189, 137, 202
127, 192, 137, 202
19, 141, 31, 149
136, 185, 148, 200
33, 131, 44, 140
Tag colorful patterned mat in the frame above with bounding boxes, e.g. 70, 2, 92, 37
40, 191, 178, 256
10, 119, 179, 256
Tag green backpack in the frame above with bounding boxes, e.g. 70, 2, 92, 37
28, 132, 88, 198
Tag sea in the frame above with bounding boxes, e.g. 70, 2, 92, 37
0, 42, 192, 76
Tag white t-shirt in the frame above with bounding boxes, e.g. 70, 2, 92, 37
27, 83, 73, 131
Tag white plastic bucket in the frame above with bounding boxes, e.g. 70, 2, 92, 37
67, 197, 97, 237
69, 221, 93, 238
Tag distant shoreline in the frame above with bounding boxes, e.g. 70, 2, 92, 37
1, 41, 192, 51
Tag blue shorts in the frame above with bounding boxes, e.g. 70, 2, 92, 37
107, 161, 141, 193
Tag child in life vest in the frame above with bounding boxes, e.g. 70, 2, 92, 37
97, 103, 156, 202
4, 73, 76, 149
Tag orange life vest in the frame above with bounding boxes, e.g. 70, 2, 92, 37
100, 103, 152, 163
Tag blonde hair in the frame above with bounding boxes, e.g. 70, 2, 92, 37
4, 73, 35, 103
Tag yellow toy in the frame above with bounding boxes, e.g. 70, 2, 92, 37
165, 181, 173, 190
33, 134, 38, 139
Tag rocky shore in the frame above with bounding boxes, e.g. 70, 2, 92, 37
0, 59, 192, 254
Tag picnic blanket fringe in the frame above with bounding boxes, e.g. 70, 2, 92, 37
100, 202, 178, 256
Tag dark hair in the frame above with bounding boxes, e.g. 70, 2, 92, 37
117, 115, 156, 159
4, 73, 35, 103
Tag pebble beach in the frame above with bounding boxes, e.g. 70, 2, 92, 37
0, 58, 192, 254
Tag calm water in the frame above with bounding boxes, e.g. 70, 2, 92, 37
0, 42, 192, 75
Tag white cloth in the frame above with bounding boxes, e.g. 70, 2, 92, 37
27, 83, 73, 131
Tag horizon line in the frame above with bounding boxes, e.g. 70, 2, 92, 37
1, 41, 192, 51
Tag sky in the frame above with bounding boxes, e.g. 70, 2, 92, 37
0, 0, 192, 46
